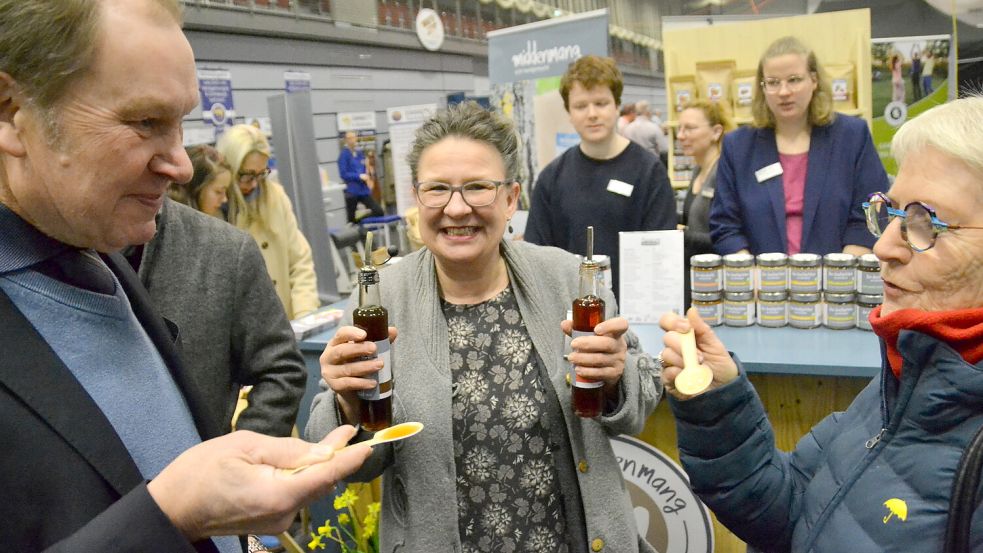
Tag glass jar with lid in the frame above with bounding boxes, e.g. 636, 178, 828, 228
756, 252, 788, 293
756, 291, 788, 328
788, 292, 821, 329
823, 253, 857, 293
723, 290, 755, 327
690, 254, 723, 293
789, 253, 822, 293
824, 292, 857, 330
723, 253, 754, 293
856, 293, 882, 331
856, 253, 883, 295
692, 291, 723, 326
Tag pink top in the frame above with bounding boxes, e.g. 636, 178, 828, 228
779, 152, 808, 255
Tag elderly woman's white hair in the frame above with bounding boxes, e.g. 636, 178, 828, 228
893, 95, 983, 173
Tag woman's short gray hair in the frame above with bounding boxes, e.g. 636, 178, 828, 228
893, 95, 983, 174
406, 102, 520, 182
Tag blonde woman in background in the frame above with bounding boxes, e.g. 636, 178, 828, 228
709, 36, 889, 257
217, 124, 320, 319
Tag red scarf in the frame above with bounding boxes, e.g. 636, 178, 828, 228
868, 305, 983, 379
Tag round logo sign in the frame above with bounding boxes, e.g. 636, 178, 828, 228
415, 8, 445, 52
610, 436, 714, 553
210, 102, 228, 126
884, 100, 908, 128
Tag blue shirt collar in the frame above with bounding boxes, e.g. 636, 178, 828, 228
0, 202, 74, 274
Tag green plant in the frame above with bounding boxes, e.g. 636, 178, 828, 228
308, 486, 380, 553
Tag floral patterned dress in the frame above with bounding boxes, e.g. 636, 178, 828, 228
443, 286, 572, 553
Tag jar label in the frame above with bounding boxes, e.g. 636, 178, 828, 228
757, 303, 787, 326
570, 330, 603, 388
357, 339, 393, 400
789, 303, 821, 328
724, 268, 752, 292
857, 271, 884, 295
723, 301, 755, 326
758, 267, 788, 291
691, 268, 723, 291
695, 303, 723, 326
824, 303, 857, 329
824, 267, 856, 292
790, 268, 821, 292
857, 305, 874, 330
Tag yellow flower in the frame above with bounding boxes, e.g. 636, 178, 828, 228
316, 520, 333, 536
367, 502, 381, 516
308, 532, 326, 550
333, 487, 359, 510
338, 513, 350, 525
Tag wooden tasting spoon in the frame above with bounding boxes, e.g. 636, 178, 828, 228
673, 330, 714, 396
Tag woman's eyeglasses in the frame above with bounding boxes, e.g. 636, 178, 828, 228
862, 191, 983, 252
237, 168, 271, 184
761, 74, 812, 94
413, 180, 508, 208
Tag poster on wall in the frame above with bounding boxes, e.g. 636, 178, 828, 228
197, 68, 235, 140
387, 104, 438, 215
610, 436, 714, 553
284, 70, 312, 93
871, 35, 951, 175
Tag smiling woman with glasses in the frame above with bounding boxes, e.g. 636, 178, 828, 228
658, 96, 983, 553
308, 102, 662, 553
708, 36, 889, 258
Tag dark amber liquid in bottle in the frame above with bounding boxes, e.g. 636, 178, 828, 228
572, 295, 605, 418
353, 305, 392, 431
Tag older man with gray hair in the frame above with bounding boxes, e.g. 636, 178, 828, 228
624, 99, 670, 163
0, 1, 369, 551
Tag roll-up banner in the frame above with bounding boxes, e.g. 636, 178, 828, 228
487, 9, 609, 85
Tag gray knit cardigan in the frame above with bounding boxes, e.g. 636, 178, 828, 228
307, 239, 662, 552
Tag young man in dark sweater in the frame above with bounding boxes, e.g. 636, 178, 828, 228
525, 55, 676, 300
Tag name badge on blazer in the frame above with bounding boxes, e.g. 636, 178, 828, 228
700, 188, 715, 199
755, 162, 783, 183
607, 179, 634, 197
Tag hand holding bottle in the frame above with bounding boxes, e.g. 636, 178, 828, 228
658, 308, 738, 400
320, 325, 398, 425
561, 317, 628, 394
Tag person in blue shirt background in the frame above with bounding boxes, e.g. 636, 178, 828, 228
338, 130, 384, 223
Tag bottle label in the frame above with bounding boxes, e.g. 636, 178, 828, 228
758, 267, 789, 292
357, 339, 393, 401
570, 330, 603, 389
857, 270, 884, 295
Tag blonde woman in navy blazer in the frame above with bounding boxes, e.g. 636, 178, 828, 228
710, 36, 889, 256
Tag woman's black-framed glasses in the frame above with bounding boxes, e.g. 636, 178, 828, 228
862, 191, 983, 252
237, 168, 271, 185
413, 180, 509, 208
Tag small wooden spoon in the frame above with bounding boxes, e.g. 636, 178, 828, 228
282, 421, 424, 476
674, 330, 714, 396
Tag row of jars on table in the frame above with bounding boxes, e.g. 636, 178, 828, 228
689, 252, 884, 331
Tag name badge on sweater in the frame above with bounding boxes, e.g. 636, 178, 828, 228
607, 179, 634, 197
755, 162, 783, 183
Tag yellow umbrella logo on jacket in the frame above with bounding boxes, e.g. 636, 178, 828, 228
883, 498, 908, 523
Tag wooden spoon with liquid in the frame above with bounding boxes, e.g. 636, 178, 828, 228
673, 330, 714, 396
283, 421, 424, 476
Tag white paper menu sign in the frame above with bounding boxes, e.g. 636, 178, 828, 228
618, 230, 685, 323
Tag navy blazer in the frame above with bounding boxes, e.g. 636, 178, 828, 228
0, 253, 219, 552
709, 114, 889, 255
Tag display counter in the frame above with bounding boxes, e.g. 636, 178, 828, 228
297, 318, 881, 553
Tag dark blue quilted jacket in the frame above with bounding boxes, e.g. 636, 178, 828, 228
670, 330, 983, 552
